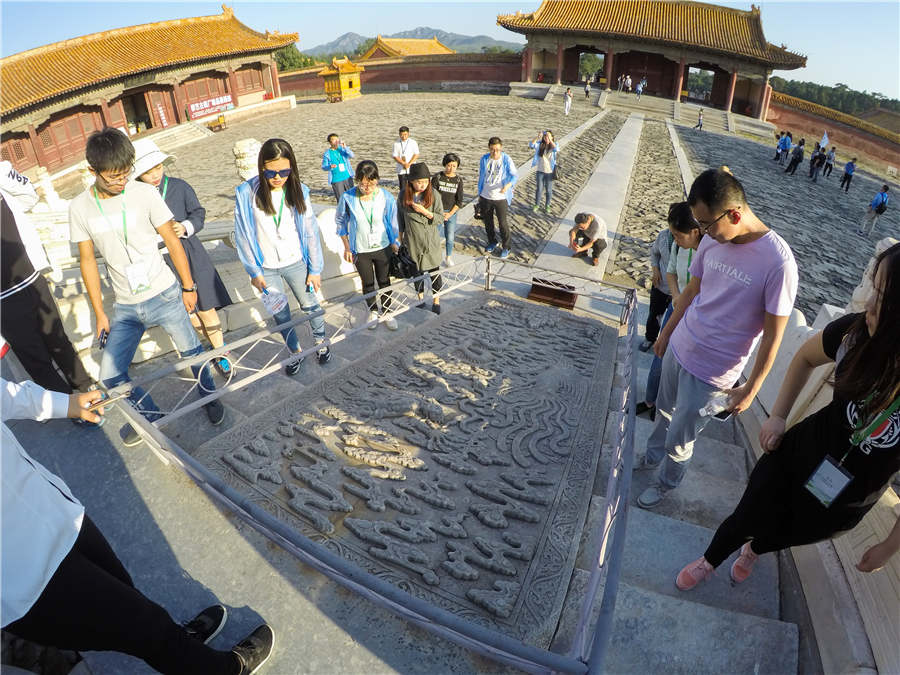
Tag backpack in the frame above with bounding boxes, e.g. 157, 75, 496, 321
875, 196, 888, 214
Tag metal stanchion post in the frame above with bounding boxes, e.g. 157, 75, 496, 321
485, 256, 493, 291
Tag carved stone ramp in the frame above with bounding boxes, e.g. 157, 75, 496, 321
550, 322, 800, 673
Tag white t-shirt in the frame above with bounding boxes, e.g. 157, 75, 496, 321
69, 181, 175, 304
480, 158, 506, 200
537, 152, 553, 174
392, 138, 420, 175
253, 188, 302, 269
351, 190, 390, 253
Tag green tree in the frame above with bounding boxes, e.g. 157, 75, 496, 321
481, 45, 517, 55
769, 77, 900, 115
353, 38, 377, 58
578, 53, 603, 80
274, 44, 319, 72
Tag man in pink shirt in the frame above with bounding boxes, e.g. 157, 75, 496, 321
637, 167, 798, 509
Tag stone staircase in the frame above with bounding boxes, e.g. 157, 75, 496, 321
679, 102, 731, 134
603, 91, 675, 118
146, 121, 214, 154
551, 339, 800, 673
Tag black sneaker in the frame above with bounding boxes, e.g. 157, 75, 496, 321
431, 303, 441, 315
284, 354, 304, 376
316, 345, 332, 365
232, 624, 275, 674
205, 400, 225, 426
122, 424, 143, 447
638, 339, 654, 352
184, 604, 227, 644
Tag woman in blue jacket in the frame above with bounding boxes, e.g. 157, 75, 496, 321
234, 138, 330, 374
336, 160, 401, 331
529, 130, 558, 214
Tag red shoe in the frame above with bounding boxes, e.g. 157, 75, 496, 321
676, 556, 714, 591
730, 542, 758, 584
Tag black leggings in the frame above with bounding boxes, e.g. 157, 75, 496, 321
479, 196, 510, 250
355, 246, 393, 312
785, 158, 801, 175
414, 268, 443, 296
703, 452, 865, 568
6, 516, 238, 675
823, 163, 833, 177
840, 173, 853, 191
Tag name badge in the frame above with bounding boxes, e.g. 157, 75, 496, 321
338, 163, 346, 173
804, 456, 853, 507
125, 261, 152, 295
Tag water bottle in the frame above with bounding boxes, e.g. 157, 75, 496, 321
261, 287, 288, 315
699, 391, 731, 418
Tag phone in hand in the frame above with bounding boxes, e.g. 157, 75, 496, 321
86, 390, 130, 412
98, 329, 109, 349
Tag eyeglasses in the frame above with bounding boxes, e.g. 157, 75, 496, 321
95, 166, 133, 184
263, 168, 292, 179
694, 209, 732, 233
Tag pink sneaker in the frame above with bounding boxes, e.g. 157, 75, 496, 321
676, 556, 714, 591
730, 542, 759, 584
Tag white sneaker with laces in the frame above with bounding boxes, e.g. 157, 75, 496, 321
384, 315, 398, 331
445, 256, 454, 266
366, 310, 378, 330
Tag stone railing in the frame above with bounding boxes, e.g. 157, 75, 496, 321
771, 92, 900, 145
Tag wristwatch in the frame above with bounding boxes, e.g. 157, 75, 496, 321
182, 283, 197, 293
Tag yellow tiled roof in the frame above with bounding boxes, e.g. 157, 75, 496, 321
498, 0, 806, 69
1, 5, 298, 114
360, 35, 456, 60
318, 57, 365, 76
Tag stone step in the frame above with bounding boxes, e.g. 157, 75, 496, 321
605, 582, 797, 674
551, 572, 797, 673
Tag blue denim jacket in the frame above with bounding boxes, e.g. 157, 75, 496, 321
477, 152, 518, 205
234, 176, 324, 279
529, 141, 558, 172
335, 187, 400, 256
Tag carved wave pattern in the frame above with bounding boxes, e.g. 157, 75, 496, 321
194, 296, 613, 647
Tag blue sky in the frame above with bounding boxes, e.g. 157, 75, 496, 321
2, 1, 898, 99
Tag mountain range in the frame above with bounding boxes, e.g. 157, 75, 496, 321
301, 27, 523, 57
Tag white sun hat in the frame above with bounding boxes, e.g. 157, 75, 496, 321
131, 138, 176, 180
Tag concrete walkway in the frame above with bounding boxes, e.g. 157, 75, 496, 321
533, 113, 644, 280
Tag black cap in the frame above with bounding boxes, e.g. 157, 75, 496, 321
407, 162, 431, 181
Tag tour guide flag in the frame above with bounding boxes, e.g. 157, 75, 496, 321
820, 130, 829, 148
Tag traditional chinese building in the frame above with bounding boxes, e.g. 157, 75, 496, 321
359, 35, 456, 61
318, 57, 365, 102
498, 0, 806, 119
0, 5, 296, 173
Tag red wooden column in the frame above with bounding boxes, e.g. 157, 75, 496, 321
521, 47, 532, 82
724, 70, 738, 112
673, 58, 685, 100
27, 124, 48, 168
604, 50, 614, 90
227, 68, 240, 105
762, 84, 773, 120
555, 44, 563, 84
172, 82, 186, 123
98, 99, 111, 127
756, 78, 769, 119
270, 62, 282, 98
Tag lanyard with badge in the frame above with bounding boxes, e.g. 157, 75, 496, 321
805, 394, 900, 507
331, 149, 346, 176
93, 187, 151, 295
357, 193, 382, 249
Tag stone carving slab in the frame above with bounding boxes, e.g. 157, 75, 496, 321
194, 295, 617, 647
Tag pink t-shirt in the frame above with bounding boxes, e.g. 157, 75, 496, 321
670, 230, 798, 389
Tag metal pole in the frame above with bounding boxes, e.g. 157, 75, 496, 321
485, 255, 493, 291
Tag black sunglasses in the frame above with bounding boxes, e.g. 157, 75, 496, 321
263, 168, 292, 179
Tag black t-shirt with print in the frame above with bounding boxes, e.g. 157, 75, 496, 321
431, 173, 464, 213
782, 312, 900, 510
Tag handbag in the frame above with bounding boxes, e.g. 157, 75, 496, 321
389, 245, 420, 279
473, 201, 483, 220
552, 159, 561, 180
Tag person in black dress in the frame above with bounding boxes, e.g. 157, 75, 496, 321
133, 140, 233, 374
676, 242, 900, 590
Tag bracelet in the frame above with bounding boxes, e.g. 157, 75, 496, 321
182, 284, 197, 293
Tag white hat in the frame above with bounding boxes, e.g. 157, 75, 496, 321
131, 138, 175, 179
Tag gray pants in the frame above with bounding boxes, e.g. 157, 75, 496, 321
861, 210, 880, 236
645, 349, 719, 489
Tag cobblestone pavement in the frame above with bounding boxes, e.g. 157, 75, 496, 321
676, 126, 899, 321
162, 93, 600, 221
604, 119, 684, 290
454, 110, 628, 263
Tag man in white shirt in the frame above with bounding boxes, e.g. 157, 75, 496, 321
70, 128, 224, 445
1, 377, 275, 674
392, 126, 419, 195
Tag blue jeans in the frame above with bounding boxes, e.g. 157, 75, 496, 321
645, 303, 673, 405
442, 213, 458, 258
262, 260, 325, 353
535, 171, 554, 207
99, 282, 214, 421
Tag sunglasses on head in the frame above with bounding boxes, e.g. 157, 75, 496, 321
263, 168, 292, 179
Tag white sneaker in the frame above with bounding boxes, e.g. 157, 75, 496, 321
366, 310, 378, 330
445, 256, 454, 267
384, 316, 398, 331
